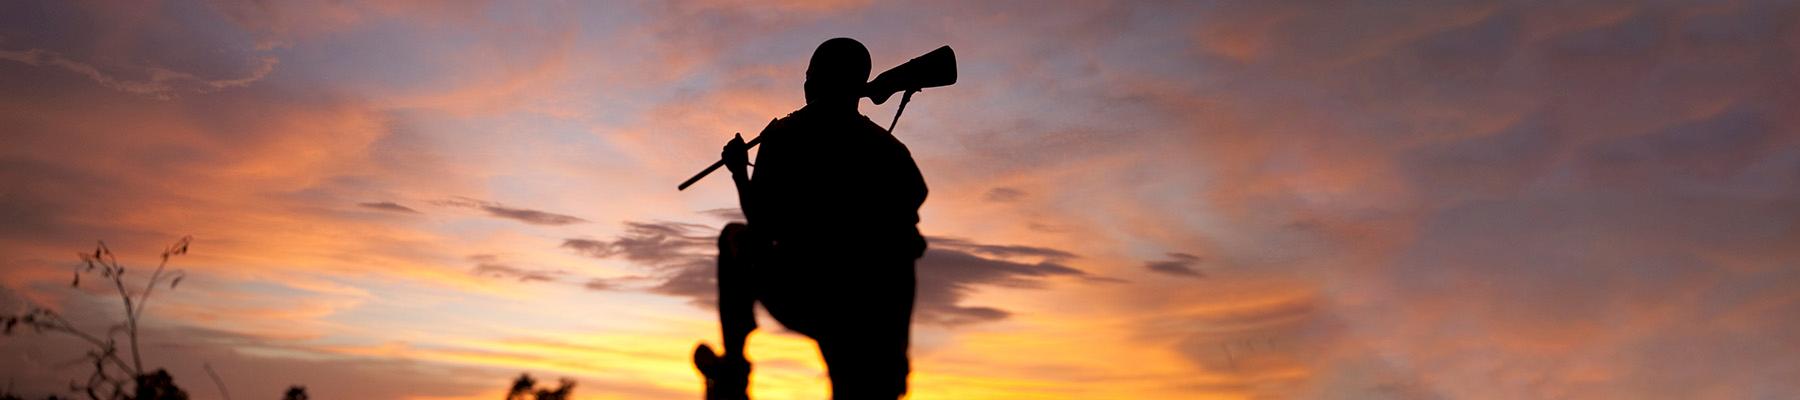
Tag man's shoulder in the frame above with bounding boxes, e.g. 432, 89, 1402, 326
773, 109, 891, 137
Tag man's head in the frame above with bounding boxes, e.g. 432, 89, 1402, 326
805, 38, 871, 108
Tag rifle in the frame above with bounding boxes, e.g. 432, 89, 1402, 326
676, 45, 956, 191
676, 118, 778, 191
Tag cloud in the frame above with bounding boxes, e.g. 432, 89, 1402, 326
0, 22, 496, 293
561, 221, 718, 301
563, 221, 1104, 325
436, 197, 588, 226
984, 187, 1027, 202
468, 255, 562, 283
560, 238, 609, 256
0, 2, 285, 100
1143, 253, 1204, 278
204, 0, 499, 50
0, 48, 278, 99
925, 237, 1080, 260
481, 206, 587, 226
1110, 2, 1800, 397
561, 221, 715, 263
358, 201, 421, 214
581, 278, 617, 291
699, 207, 746, 221
915, 240, 1095, 325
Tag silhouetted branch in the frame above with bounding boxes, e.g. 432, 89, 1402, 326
2, 236, 194, 399
202, 363, 229, 400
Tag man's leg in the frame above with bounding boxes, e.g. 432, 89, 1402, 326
697, 223, 758, 400
718, 223, 759, 358
815, 264, 915, 399
817, 332, 910, 399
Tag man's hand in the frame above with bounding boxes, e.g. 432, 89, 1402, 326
721, 133, 751, 176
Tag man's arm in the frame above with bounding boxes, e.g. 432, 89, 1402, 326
721, 133, 758, 228
721, 118, 785, 228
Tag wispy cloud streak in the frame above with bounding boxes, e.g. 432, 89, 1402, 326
435, 197, 588, 226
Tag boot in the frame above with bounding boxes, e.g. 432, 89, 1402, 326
693, 343, 751, 400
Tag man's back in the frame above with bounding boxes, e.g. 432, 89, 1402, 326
749, 105, 928, 259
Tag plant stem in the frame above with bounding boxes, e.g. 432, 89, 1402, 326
41, 312, 136, 375
106, 260, 143, 375
204, 363, 233, 400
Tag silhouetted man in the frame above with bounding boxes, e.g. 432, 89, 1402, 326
695, 37, 928, 400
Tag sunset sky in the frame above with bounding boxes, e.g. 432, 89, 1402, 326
3, 1, 1798, 399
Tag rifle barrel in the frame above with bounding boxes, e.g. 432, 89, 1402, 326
677, 136, 763, 191
676, 118, 779, 191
